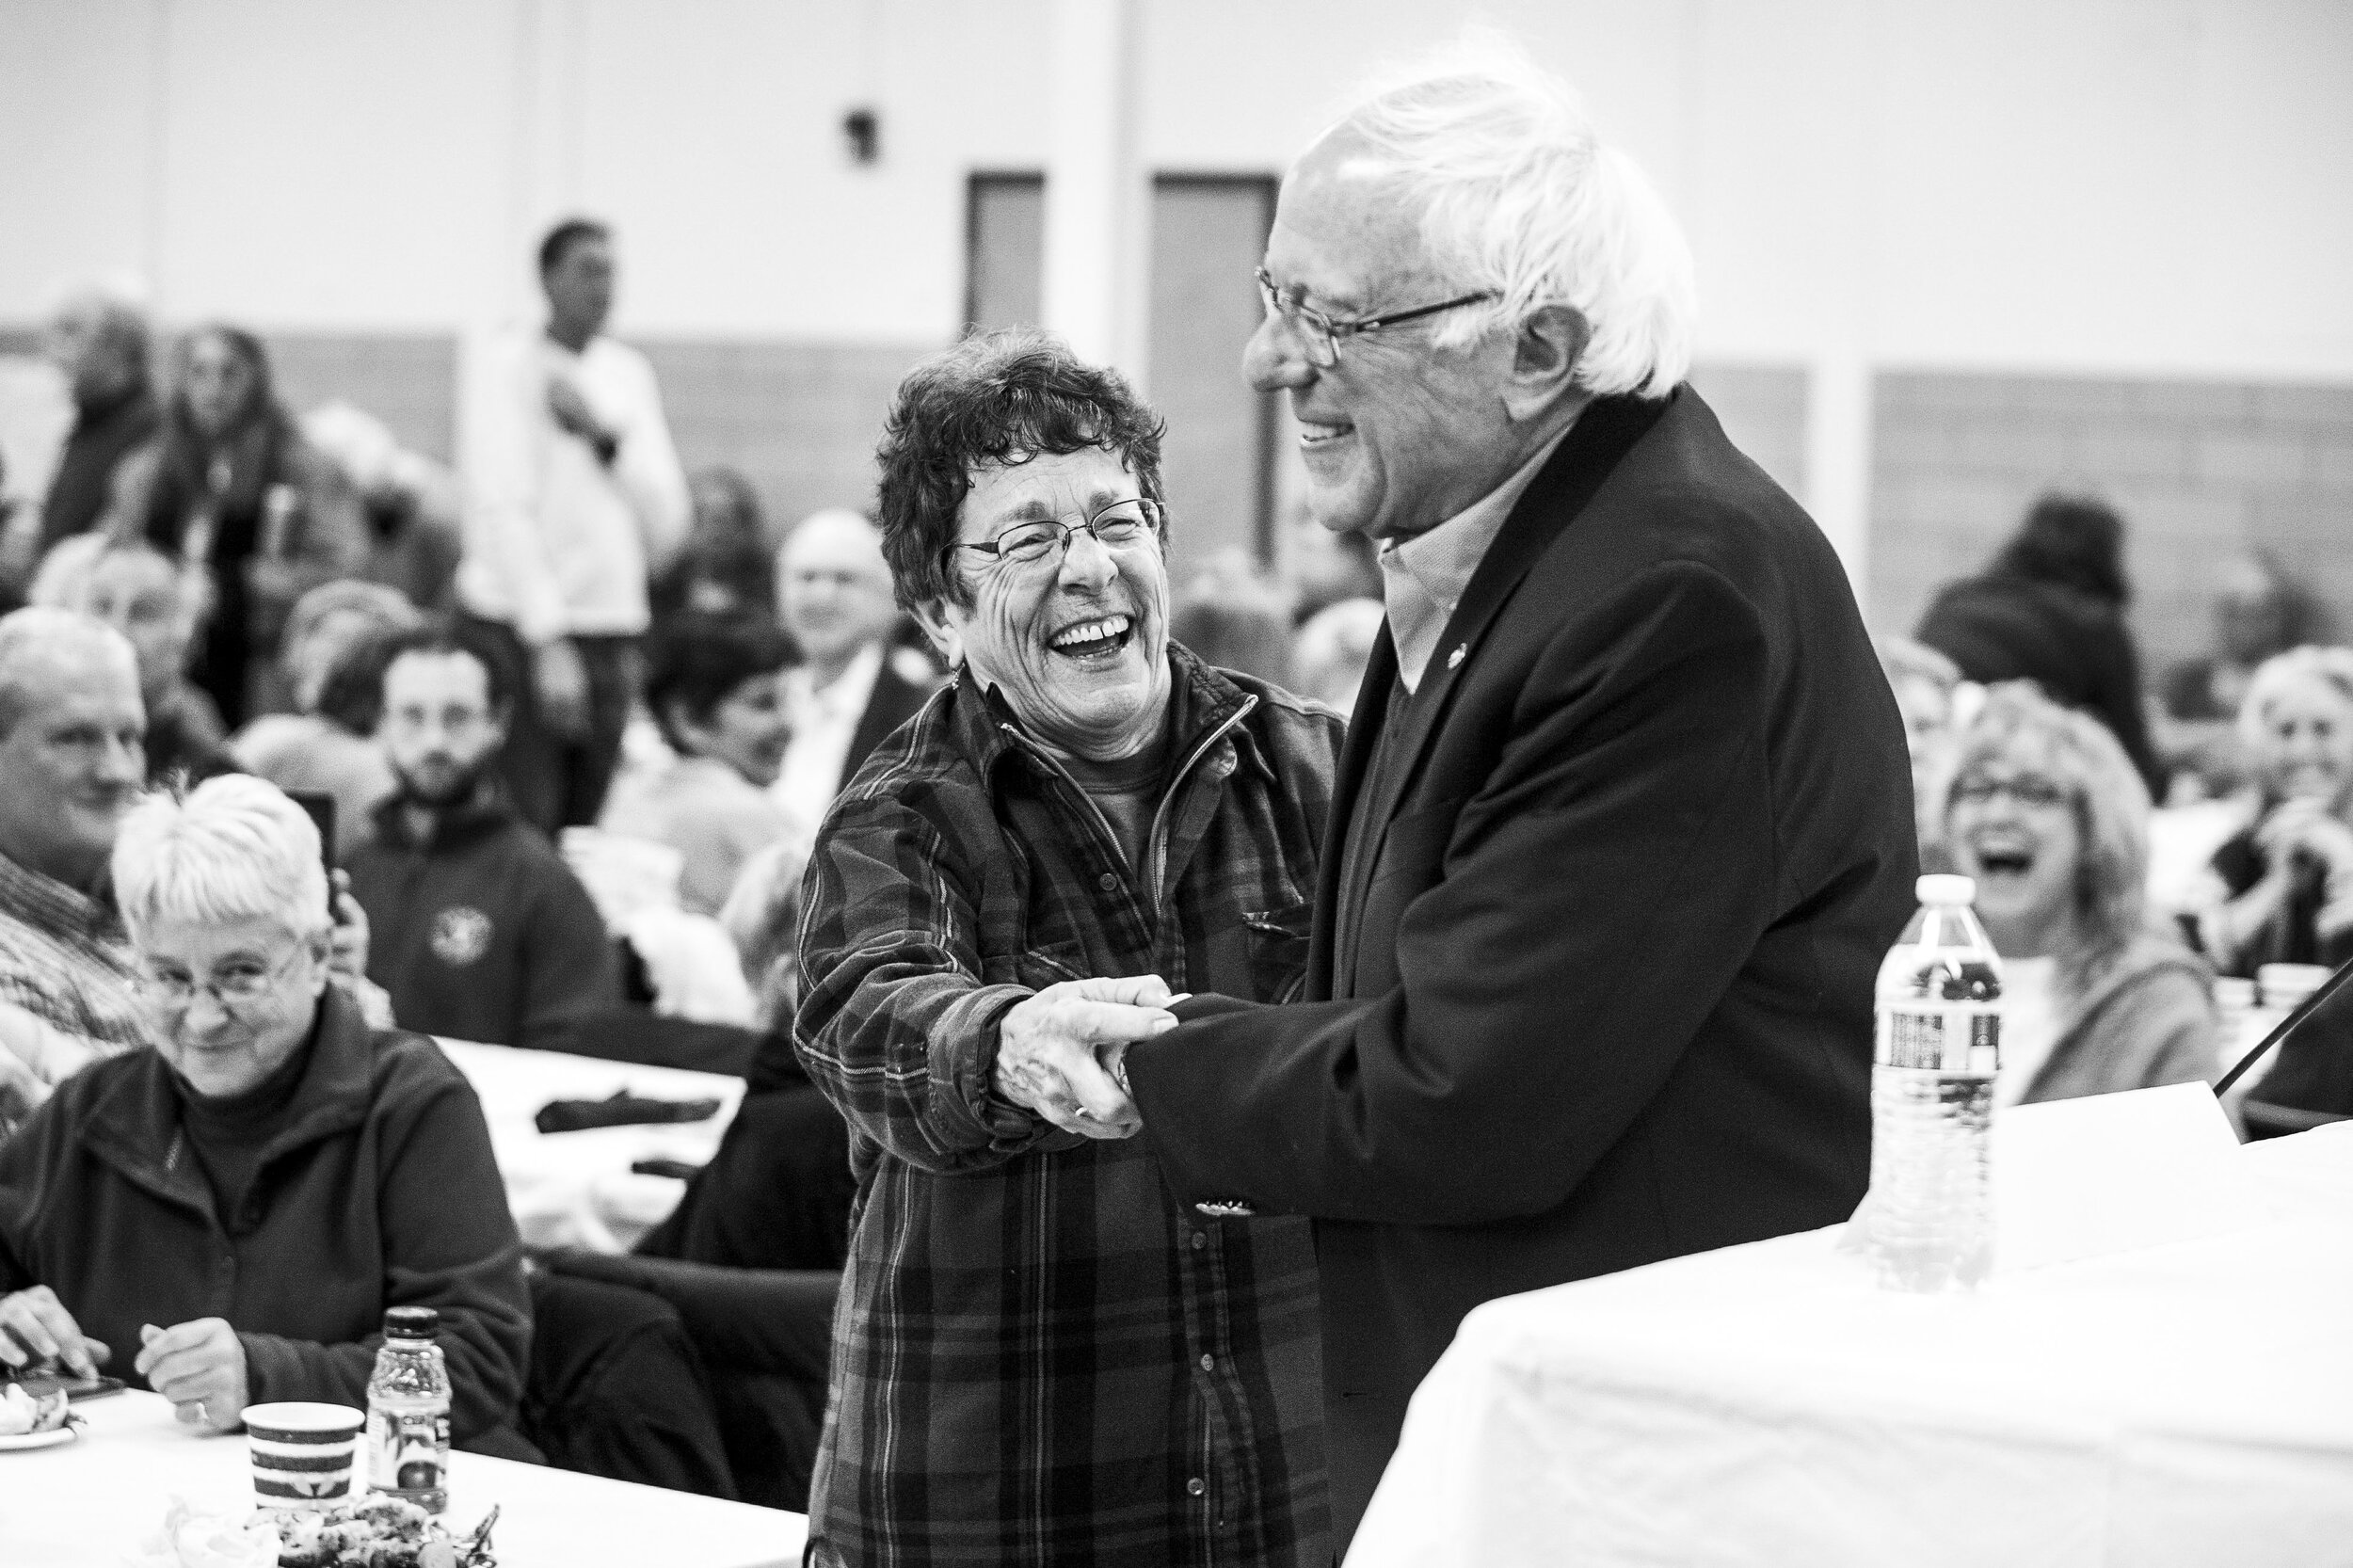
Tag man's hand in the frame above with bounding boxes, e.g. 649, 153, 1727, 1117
993, 976, 1179, 1140
137, 1320, 247, 1433
0, 1287, 108, 1377
328, 869, 370, 982
535, 637, 593, 740
545, 377, 614, 456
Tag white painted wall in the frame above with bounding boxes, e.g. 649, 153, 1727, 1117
4, 0, 2347, 563
6, 0, 2347, 368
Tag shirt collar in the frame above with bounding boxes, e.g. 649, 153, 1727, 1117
1377, 423, 1575, 692
1380, 424, 1576, 617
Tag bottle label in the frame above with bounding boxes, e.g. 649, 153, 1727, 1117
1878, 1003, 2001, 1071
367, 1406, 450, 1496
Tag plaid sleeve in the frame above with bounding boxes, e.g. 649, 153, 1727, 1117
792, 787, 1072, 1175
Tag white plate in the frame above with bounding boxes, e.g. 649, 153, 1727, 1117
0, 1422, 76, 1451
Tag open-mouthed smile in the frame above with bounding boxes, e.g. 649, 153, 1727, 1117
1048, 613, 1133, 664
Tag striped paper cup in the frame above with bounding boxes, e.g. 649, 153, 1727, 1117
244, 1401, 364, 1505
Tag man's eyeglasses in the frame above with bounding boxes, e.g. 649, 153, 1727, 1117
1255, 266, 1497, 368
136, 943, 307, 1011
1951, 773, 2071, 809
947, 497, 1164, 571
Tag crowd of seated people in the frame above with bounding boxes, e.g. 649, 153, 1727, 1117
2, 203, 2343, 1535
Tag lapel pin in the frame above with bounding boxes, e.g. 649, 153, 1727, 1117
1447, 644, 1466, 670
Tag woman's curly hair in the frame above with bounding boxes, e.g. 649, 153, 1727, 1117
873, 328, 1166, 614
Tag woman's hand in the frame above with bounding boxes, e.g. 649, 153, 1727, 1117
993, 976, 1179, 1139
136, 1320, 247, 1433
0, 1286, 108, 1377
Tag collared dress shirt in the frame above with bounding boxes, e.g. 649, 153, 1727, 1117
1376, 425, 1573, 692
456, 327, 691, 646
769, 641, 884, 850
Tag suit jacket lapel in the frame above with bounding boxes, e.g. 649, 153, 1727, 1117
1327, 390, 1676, 994
1308, 623, 1399, 1002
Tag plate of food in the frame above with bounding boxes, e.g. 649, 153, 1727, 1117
0, 1379, 76, 1448
126, 1495, 500, 1568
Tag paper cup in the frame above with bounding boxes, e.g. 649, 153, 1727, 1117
245, 1401, 363, 1506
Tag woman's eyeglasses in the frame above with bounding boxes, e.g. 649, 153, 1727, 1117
947, 498, 1164, 571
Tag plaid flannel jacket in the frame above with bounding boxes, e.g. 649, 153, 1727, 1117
794, 646, 1341, 1567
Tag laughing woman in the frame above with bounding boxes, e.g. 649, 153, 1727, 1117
1935, 682, 2220, 1107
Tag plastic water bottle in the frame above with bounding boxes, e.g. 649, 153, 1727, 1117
366, 1305, 452, 1512
1859, 873, 2003, 1291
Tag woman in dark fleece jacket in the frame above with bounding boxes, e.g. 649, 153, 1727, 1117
0, 775, 533, 1455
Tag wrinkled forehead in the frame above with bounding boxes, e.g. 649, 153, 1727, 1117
959, 449, 1142, 534
1273, 127, 1443, 299
2259, 668, 2353, 722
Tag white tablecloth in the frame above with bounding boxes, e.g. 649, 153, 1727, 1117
0, 1389, 805, 1566
1351, 1123, 2353, 1568
437, 1040, 744, 1253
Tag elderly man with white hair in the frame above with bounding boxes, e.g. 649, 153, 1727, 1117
0, 609, 155, 1118
0, 608, 379, 1130
1111, 47, 1919, 1541
770, 507, 933, 839
0, 773, 534, 1452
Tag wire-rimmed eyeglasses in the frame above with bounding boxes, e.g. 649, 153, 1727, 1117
136, 942, 308, 1012
945, 497, 1165, 572
1254, 266, 1497, 367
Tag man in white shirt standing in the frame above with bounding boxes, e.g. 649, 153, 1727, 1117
769, 508, 932, 841
458, 217, 690, 832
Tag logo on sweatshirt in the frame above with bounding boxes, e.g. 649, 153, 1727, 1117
430, 906, 493, 968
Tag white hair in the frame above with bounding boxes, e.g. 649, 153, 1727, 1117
1335, 32, 1696, 398
26, 534, 109, 611
113, 774, 330, 945
0, 606, 137, 737
2238, 644, 2353, 764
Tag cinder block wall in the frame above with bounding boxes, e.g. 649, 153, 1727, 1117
636, 339, 933, 542
1869, 373, 2353, 667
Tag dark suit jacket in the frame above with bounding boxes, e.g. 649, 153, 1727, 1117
1125, 387, 1919, 1544
838, 656, 932, 795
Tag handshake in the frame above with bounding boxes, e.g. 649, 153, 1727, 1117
992, 976, 1186, 1141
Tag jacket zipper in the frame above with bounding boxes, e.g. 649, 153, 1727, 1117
1003, 693, 1257, 916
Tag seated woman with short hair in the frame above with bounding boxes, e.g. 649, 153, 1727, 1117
597, 611, 800, 916
0, 775, 533, 1452
1934, 682, 2219, 1106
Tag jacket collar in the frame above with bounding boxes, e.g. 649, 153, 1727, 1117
81, 985, 377, 1217
370, 779, 520, 853
948, 641, 1254, 792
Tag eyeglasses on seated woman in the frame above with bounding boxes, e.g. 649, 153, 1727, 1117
1936, 681, 2220, 1109
0, 774, 535, 1455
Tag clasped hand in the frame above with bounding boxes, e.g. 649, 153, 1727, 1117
993, 976, 1180, 1141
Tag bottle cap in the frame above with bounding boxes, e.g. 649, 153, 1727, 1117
1916, 872, 1977, 905
383, 1305, 440, 1340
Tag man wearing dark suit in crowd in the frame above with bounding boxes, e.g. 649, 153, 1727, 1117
35, 281, 159, 554
1107, 52, 1919, 1547
767, 508, 929, 839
